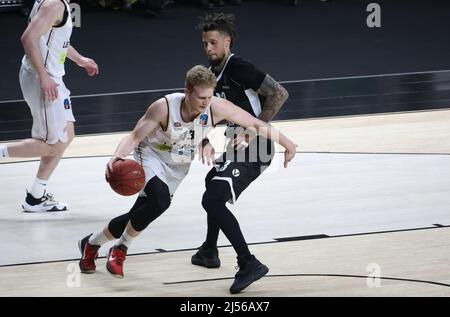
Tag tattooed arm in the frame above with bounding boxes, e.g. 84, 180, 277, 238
257, 74, 289, 122
232, 74, 289, 149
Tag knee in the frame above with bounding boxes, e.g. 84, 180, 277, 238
202, 188, 225, 213
53, 141, 68, 155
108, 213, 130, 239
58, 136, 74, 154
130, 195, 171, 232
152, 194, 171, 213
201, 191, 211, 211
143, 177, 172, 212
43, 142, 62, 156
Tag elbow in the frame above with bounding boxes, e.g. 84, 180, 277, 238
280, 86, 289, 103
20, 33, 28, 47
20, 32, 32, 51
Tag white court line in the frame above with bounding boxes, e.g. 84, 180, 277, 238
0, 87, 182, 104
1, 69, 450, 104
272, 107, 450, 123
279, 69, 450, 84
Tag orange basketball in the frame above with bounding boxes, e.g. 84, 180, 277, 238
107, 159, 145, 196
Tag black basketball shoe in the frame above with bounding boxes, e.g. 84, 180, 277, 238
229, 255, 269, 294
191, 243, 221, 268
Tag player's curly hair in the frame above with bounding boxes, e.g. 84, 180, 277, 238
197, 13, 238, 48
185, 65, 217, 91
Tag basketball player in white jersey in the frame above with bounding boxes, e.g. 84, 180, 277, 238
0, 0, 99, 212
78, 65, 296, 293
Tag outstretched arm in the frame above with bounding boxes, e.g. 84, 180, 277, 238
257, 74, 289, 122
211, 97, 297, 167
233, 74, 289, 148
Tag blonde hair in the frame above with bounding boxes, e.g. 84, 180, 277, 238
185, 65, 217, 92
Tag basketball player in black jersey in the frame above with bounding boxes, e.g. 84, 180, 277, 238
192, 13, 291, 294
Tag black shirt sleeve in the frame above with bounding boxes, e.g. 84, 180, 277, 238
228, 56, 267, 92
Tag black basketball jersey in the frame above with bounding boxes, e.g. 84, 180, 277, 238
212, 54, 274, 165
212, 54, 266, 128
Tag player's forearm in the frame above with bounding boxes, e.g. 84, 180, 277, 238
253, 121, 293, 149
21, 36, 48, 78
257, 75, 289, 122
113, 134, 139, 158
67, 45, 83, 65
258, 87, 289, 122
258, 96, 288, 122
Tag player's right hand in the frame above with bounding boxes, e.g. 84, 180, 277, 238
40, 73, 59, 102
284, 142, 298, 168
106, 156, 125, 180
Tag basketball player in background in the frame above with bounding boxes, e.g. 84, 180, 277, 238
0, 0, 99, 212
78, 65, 297, 294
192, 13, 290, 292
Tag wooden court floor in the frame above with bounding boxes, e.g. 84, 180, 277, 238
0, 109, 449, 296
0, 227, 449, 296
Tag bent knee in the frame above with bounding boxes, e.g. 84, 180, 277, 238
201, 195, 215, 212
202, 189, 227, 212
143, 176, 172, 212
153, 195, 171, 213
44, 141, 66, 156
144, 188, 171, 213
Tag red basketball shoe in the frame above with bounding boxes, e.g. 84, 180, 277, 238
106, 245, 128, 278
78, 234, 100, 273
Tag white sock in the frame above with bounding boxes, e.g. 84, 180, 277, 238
30, 177, 48, 199
0, 144, 9, 158
89, 231, 111, 247
115, 230, 135, 249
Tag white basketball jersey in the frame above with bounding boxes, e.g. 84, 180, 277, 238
134, 92, 215, 195
22, 0, 73, 78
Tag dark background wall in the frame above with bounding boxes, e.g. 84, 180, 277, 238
1, 0, 450, 101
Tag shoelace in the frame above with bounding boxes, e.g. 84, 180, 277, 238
43, 193, 56, 202
112, 248, 126, 264
85, 244, 99, 260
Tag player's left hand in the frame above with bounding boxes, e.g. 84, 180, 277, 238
199, 140, 216, 166
78, 57, 99, 76
232, 127, 256, 150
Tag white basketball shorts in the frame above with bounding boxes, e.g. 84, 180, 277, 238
19, 66, 75, 145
